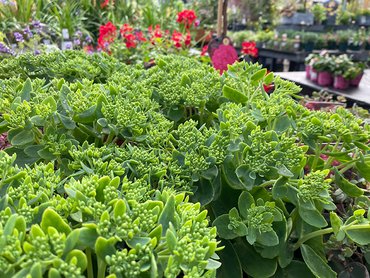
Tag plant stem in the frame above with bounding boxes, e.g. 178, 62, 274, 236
293, 227, 333, 250
97, 258, 106, 278
86, 248, 94, 278
293, 223, 370, 250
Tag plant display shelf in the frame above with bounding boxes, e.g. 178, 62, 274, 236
276, 70, 370, 108
258, 49, 369, 72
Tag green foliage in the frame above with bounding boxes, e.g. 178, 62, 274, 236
0, 51, 370, 277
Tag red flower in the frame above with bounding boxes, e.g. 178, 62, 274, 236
149, 25, 162, 44
176, 9, 197, 29
120, 23, 133, 36
201, 45, 208, 56
123, 33, 136, 49
135, 31, 146, 42
184, 32, 191, 46
101, 0, 109, 8
98, 22, 117, 49
171, 30, 183, 48
241, 41, 258, 58
263, 70, 274, 93
211, 44, 238, 74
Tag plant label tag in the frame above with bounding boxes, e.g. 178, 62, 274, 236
62, 29, 70, 40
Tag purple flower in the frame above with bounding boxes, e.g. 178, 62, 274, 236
0, 133, 10, 150
75, 30, 83, 38
65, 42, 73, 49
13, 32, 24, 43
23, 26, 33, 39
0, 0, 14, 6
73, 38, 81, 45
0, 42, 13, 54
85, 35, 92, 43
32, 20, 42, 34
34, 49, 41, 55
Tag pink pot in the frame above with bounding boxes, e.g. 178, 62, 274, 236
305, 65, 311, 79
333, 75, 349, 90
317, 71, 333, 87
310, 68, 318, 82
350, 72, 363, 87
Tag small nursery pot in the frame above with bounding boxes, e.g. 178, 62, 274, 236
310, 68, 318, 82
333, 75, 349, 90
350, 72, 364, 87
305, 65, 311, 79
317, 71, 333, 87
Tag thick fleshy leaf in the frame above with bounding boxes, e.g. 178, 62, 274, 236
234, 237, 277, 278
41, 208, 71, 235
222, 85, 248, 103
301, 244, 336, 278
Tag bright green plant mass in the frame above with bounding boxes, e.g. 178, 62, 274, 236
0, 51, 370, 277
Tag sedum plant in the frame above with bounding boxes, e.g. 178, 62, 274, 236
0, 51, 370, 277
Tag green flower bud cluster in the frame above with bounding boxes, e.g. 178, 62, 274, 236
243, 127, 305, 177
297, 170, 332, 204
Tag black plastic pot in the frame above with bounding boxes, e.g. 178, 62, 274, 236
327, 41, 337, 50
338, 42, 348, 52
303, 42, 314, 52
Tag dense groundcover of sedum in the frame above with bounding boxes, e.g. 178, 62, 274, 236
0, 51, 370, 278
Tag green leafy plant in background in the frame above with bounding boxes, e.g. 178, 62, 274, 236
0, 51, 370, 277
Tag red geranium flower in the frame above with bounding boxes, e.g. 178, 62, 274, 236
171, 30, 183, 48
176, 9, 197, 29
98, 21, 117, 49
135, 31, 146, 42
184, 32, 191, 46
101, 0, 109, 8
201, 45, 208, 56
120, 23, 133, 36
123, 33, 136, 49
241, 41, 258, 58
149, 25, 162, 44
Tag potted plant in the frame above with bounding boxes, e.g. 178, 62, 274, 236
332, 54, 352, 90
336, 9, 354, 26
312, 54, 334, 86
325, 33, 337, 50
301, 32, 316, 52
346, 62, 365, 87
357, 9, 370, 26
311, 3, 327, 25
304, 53, 318, 79
336, 30, 349, 52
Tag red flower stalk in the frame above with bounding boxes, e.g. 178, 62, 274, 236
176, 9, 197, 29
135, 31, 146, 42
101, 0, 109, 8
120, 23, 133, 36
123, 33, 136, 49
241, 41, 258, 58
98, 22, 117, 49
149, 25, 162, 44
201, 45, 208, 56
171, 30, 183, 48
184, 31, 191, 46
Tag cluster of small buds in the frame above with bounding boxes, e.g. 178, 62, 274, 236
107, 243, 152, 276
57, 260, 84, 278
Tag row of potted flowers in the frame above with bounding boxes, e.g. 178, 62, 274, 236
305, 52, 365, 90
